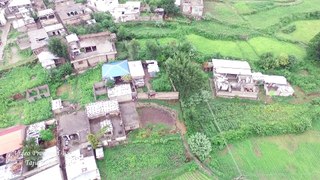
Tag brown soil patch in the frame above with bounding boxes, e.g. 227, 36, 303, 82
138, 107, 176, 129
176, 120, 187, 135
252, 141, 262, 157
219, 144, 233, 156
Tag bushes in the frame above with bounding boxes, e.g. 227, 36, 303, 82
151, 72, 172, 92
257, 52, 297, 70
40, 129, 54, 141
307, 32, 320, 61
282, 25, 296, 34
188, 133, 212, 161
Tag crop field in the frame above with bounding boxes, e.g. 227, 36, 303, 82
0, 64, 52, 127
277, 20, 320, 43
97, 126, 191, 179
211, 127, 320, 179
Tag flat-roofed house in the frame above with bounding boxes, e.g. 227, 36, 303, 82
67, 32, 117, 71
111, 1, 141, 22
88, 0, 119, 12
212, 59, 258, 100
107, 84, 133, 102
128, 60, 145, 87
7, 0, 33, 17
263, 75, 294, 96
28, 28, 49, 55
0, 125, 26, 156
181, 0, 203, 18
56, 1, 92, 25
37, 51, 60, 69
37, 8, 59, 26
43, 23, 66, 36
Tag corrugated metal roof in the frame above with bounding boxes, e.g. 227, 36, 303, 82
102, 60, 130, 79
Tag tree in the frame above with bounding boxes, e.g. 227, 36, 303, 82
23, 138, 43, 169
40, 129, 54, 141
188, 133, 212, 162
165, 52, 207, 98
87, 133, 99, 149
258, 52, 278, 70
127, 39, 140, 60
48, 38, 69, 60
307, 32, 320, 61
117, 26, 133, 41
149, 0, 179, 16
145, 40, 161, 59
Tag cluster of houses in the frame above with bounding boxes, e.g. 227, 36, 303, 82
210, 59, 295, 99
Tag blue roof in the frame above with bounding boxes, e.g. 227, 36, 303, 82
102, 60, 130, 79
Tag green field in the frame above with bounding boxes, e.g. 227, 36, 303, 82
97, 126, 191, 179
212, 129, 320, 179
277, 20, 320, 43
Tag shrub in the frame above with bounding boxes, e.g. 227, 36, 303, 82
40, 129, 54, 141
188, 133, 212, 162
282, 25, 296, 34
106, 79, 115, 88
151, 72, 172, 92
23, 138, 43, 169
307, 32, 320, 61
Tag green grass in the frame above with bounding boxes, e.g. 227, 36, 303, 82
186, 34, 305, 62
137, 37, 178, 47
277, 20, 320, 43
175, 170, 210, 180
0, 64, 52, 127
125, 25, 178, 37
97, 126, 188, 180
211, 130, 320, 179
248, 37, 306, 59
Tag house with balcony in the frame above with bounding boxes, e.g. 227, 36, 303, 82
56, 0, 92, 25
181, 0, 203, 18
37, 8, 59, 26
66, 32, 117, 71
6, 0, 33, 19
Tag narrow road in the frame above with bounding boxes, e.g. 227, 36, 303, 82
0, 22, 11, 63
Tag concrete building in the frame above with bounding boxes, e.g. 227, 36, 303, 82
37, 8, 59, 26
263, 75, 294, 96
111, 1, 141, 22
0, 8, 6, 26
128, 60, 145, 87
107, 84, 133, 102
181, 0, 203, 18
88, 0, 119, 12
43, 23, 66, 36
37, 51, 59, 69
7, 0, 33, 19
212, 59, 259, 100
27, 28, 49, 55
67, 32, 117, 71
56, 0, 92, 25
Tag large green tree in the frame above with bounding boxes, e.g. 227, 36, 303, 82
127, 39, 140, 60
308, 32, 320, 61
149, 0, 179, 16
48, 38, 69, 60
188, 132, 212, 162
23, 138, 43, 169
165, 52, 207, 98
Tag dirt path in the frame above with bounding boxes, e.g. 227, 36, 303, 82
0, 22, 11, 62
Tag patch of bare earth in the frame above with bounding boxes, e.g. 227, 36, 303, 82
57, 84, 72, 96
219, 144, 233, 156
176, 120, 187, 135
252, 140, 262, 157
138, 107, 176, 129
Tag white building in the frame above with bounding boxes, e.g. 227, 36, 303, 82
37, 51, 59, 69
43, 23, 66, 36
0, 8, 6, 25
146, 60, 160, 77
88, 0, 119, 12
112, 1, 141, 22
65, 149, 101, 180
86, 100, 120, 119
181, 0, 203, 18
107, 84, 133, 102
263, 75, 294, 96
128, 60, 145, 87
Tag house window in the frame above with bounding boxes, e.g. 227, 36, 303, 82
92, 46, 97, 51
78, 61, 84, 65
74, 11, 78, 15
85, 47, 92, 52
67, 12, 70, 16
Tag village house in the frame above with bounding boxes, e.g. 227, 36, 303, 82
111, 1, 141, 22
43, 23, 66, 37
37, 51, 60, 69
86, 100, 127, 145
0, 8, 6, 26
212, 59, 259, 100
65, 148, 101, 180
128, 60, 145, 87
107, 83, 134, 102
263, 75, 294, 96
56, 0, 92, 25
37, 8, 59, 26
145, 60, 160, 77
0, 0, 9, 7
12, 16, 36, 32
66, 32, 117, 71
88, 0, 119, 12
0, 125, 26, 180
181, 0, 204, 18
101, 60, 130, 81
6, 0, 33, 19
27, 28, 49, 55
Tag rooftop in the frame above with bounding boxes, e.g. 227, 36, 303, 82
26, 165, 63, 180
264, 75, 288, 85
212, 59, 252, 75
65, 149, 100, 180
37, 8, 54, 17
27, 28, 49, 50
107, 84, 132, 98
36, 146, 59, 168
8, 0, 31, 7
146, 60, 160, 73
128, 60, 145, 78
86, 100, 119, 119
43, 23, 64, 32
0, 125, 26, 155
66, 33, 79, 43
52, 99, 63, 111
102, 60, 130, 79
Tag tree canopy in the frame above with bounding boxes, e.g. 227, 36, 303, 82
308, 32, 320, 61
188, 132, 212, 162
165, 52, 207, 98
23, 138, 43, 169
48, 38, 69, 60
